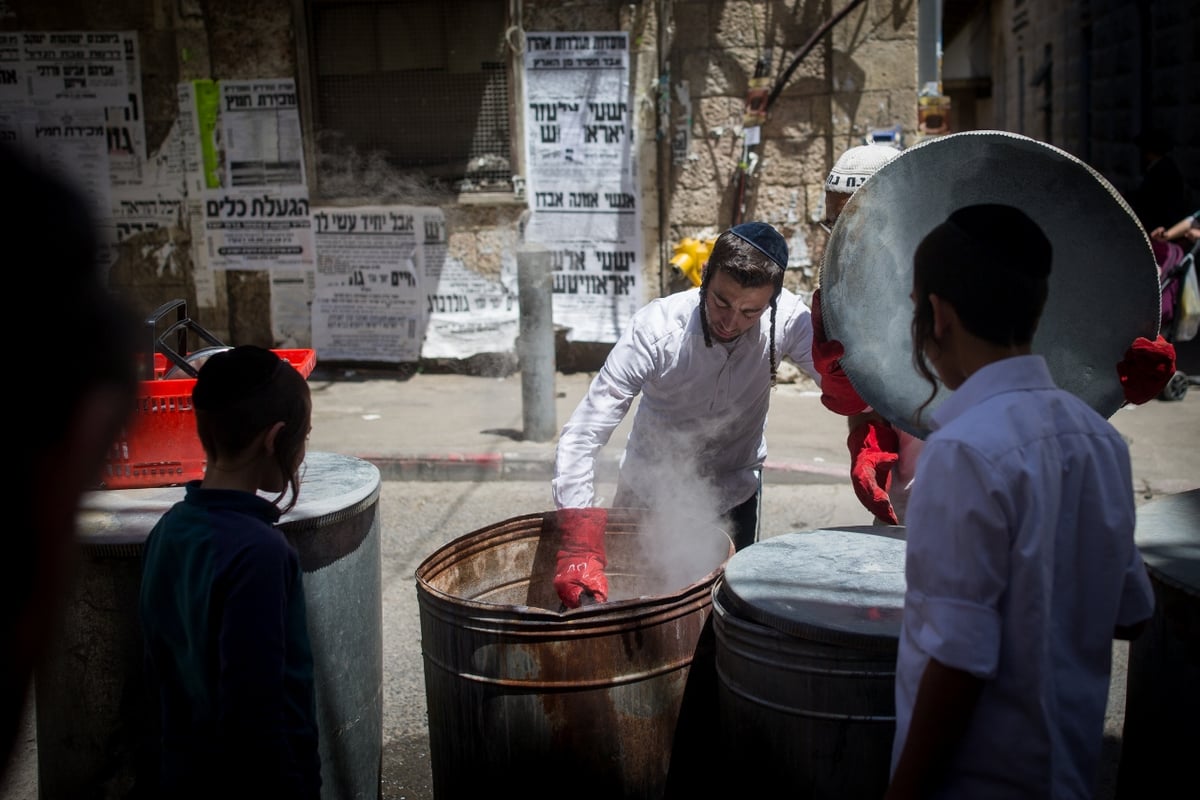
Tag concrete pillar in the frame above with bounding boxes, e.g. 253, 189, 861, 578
517, 244, 556, 442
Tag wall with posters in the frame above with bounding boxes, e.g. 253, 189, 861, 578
11, 3, 1186, 373
0, 0, 665, 366
0, 1, 920, 370
0, 0, 303, 350
4, 1, 1190, 376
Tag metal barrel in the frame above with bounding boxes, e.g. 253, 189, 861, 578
414, 508, 733, 799
35, 451, 382, 800
712, 527, 906, 797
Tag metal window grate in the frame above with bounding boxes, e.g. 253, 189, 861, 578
308, 0, 512, 196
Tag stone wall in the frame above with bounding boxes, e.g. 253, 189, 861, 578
983, 0, 1199, 204
665, 0, 919, 294
0, 0, 922, 367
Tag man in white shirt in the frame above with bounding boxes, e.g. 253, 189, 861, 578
550, 222, 821, 609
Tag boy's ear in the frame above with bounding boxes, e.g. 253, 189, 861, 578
263, 421, 287, 455
929, 293, 958, 340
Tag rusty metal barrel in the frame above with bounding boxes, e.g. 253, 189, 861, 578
712, 527, 906, 798
35, 451, 383, 800
414, 508, 734, 799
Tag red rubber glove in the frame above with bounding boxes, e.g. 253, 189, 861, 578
554, 508, 609, 609
810, 287, 869, 416
1117, 335, 1176, 405
848, 418, 900, 525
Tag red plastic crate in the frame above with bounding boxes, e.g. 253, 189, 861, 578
100, 348, 317, 490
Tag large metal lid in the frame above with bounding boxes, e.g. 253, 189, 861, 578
820, 130, 1162, 440
719, 527, 906, 649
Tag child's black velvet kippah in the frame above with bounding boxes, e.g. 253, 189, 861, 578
192, 345, 283, 410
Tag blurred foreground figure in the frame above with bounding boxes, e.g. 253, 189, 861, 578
0, 142, 139, 775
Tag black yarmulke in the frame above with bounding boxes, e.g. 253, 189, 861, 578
729, 221, 788, 268
192, 345, 283, 410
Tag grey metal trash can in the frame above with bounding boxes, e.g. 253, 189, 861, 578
35, 451, 383, 800
713, 526, 906, 798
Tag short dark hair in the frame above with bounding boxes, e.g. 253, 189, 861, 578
911, 204, 1052, 417
193, 345, 312, 512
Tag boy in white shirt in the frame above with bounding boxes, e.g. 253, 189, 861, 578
885, 204, 1155, 799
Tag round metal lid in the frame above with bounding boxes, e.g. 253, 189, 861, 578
277, 451, 380, 532
719, 527, 906, 649
1134, 488, 1200, 597
821, 130, 1162, 440
77, 451, 380, 546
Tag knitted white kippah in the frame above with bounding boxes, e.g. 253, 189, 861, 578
825, 144, 901, 194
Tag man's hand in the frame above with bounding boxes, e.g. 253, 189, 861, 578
811, 287, 869, 415
848, 417, 900, 525
1117, 335, 1176, 405
554, 508, 609, 609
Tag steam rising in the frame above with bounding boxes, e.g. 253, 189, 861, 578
615, 416, 740, 599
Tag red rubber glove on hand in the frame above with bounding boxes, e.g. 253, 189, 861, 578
554, 508, 609, 609
848, 418, 901, 526
1117, 335, 1176, 405
810, 287, 869, 416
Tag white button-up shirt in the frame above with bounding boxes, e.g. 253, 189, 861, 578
893, 354, 1154, 798
552, 286, 820, 514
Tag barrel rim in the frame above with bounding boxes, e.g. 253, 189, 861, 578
713, 575, 900, 653
414, 507, 734, 621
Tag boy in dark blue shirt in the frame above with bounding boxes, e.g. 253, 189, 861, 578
140, 346, 321, 799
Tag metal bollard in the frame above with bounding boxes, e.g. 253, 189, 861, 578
517, 244, 557, 442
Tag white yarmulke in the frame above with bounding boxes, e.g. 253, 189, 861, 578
825, 144, 901, 194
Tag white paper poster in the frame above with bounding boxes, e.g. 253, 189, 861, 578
0, 34, 24, 107
523, 31, 644, 343
106, 31, 149, 188
271, 270, 315, 348
183, 79, 315, 274
217, 79, 306, 187
311, 205, 426, 362
106, 119, 187, 267
5, 31, 148, 187
419, 211, 519, 359
203, 185, 314, 271
0, 30, 150, 261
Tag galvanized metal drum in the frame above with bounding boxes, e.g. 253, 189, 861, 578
35, 451, 383, 800
713, 527, 906, 798
821, 130, 1162, 439
1117, 488, 1200, 797
414, 508, 734, 799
